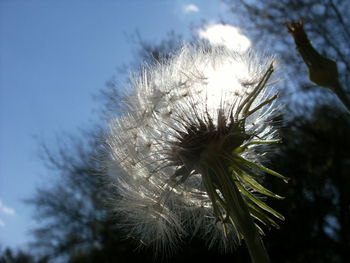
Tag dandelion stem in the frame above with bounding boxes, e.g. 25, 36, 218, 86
224, 174, 270, 263
203, 159, 270, 263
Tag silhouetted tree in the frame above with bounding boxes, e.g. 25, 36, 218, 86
27, 131, 113, 262
224, 0, 350, 110
0, 247, 47, 263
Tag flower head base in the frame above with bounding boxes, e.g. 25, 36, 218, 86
106, 46, 287, 254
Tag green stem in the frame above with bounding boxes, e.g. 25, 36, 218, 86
203, 159, 270, 263
223, 176, 270, 263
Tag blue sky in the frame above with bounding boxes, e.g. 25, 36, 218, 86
0, 0, 243, 249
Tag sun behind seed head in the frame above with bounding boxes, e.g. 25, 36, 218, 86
105, 45, 285, 255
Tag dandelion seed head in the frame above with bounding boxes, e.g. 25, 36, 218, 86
106, 45, 284, 254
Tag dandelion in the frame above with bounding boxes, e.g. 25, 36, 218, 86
106, 45, 287, 262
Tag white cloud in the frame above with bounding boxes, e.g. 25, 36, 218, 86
198, 24, 251, 52
183, 4, 199, 13
0, 200, 15, 215
0, 219, 5, 228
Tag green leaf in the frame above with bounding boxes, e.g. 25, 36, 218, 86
234, 139, 281, 155
235, 155, 289, 183
235, 181, 285, 221
247, 200, 280, 228
254, 222, 266, 236
234, 164, 284, 200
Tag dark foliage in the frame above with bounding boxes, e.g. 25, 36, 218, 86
264, 104, 350, 263
0, 247, 47, 263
